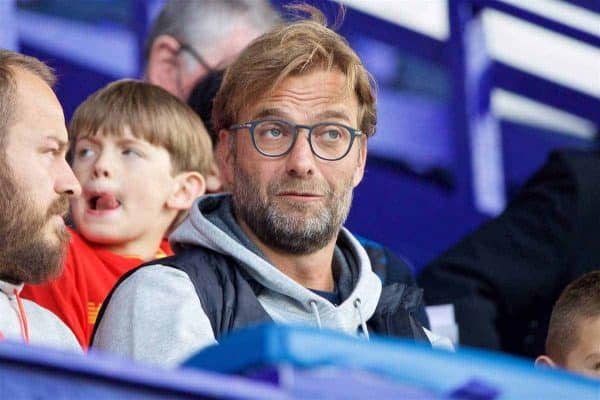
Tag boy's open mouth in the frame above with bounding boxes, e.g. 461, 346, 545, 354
88, 193, 121, 211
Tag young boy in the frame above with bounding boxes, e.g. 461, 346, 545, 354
535, 271, 600, 380
22, 80, 213, 347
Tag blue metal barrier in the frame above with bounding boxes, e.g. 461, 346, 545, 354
0, 340, 287, 399
184, 324, 600, 400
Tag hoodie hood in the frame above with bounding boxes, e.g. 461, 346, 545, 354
170, 193, 382, 335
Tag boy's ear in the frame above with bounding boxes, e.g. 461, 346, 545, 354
166, 171, 206, 211
535, 355, 558, 369
146, 35, 182, 97
217, 129, 235, 189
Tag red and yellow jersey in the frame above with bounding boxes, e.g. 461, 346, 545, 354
21, 228, 172, 348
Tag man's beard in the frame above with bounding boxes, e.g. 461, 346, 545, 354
232, 164, 354, 255
0, 163, 70, 284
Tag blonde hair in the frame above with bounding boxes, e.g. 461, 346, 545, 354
69, 79, 213, 176
213, 5, 376, 137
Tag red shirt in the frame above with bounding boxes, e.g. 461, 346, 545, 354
21, 228, 172, 348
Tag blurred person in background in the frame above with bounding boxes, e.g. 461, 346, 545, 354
144, 0, 280, 102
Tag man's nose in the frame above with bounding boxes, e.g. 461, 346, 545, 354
56, 159, 81, 198
285, 130, 316, 178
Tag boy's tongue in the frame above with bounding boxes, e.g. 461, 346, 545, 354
95, 194, 120, 211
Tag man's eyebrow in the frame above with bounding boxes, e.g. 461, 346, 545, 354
251, 108, 352, 123
584, 352, 600, 362
314, 110, 352, 122
251, 108, 290, 120
47, 136, 69, 151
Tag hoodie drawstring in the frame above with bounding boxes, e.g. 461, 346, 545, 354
353, 298, 370, 341
13, 288, 30, 343
309, 300, 322, 329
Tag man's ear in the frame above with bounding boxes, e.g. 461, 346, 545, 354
217, 129, 235, 189
535, 355, 558, 369
352, 136, 368, 187
166, 171, 206, 211
146, 35, 182, 98
205, 161, 223, 194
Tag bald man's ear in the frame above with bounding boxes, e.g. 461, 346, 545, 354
535, 355, 558, 369
146, 35, 183, 98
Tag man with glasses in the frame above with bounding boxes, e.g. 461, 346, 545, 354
93, 7, 437, 367
146, 1, 428, 320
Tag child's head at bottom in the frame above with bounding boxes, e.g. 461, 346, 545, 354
536, 271, 600, 380
68, 79, 213, 260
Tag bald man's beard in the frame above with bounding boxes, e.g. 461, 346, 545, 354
0, 164, 70, 284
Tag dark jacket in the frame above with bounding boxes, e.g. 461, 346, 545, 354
419, 150, 600, 357
161, 246, 430, 342
357, 236, 429, 328
93, 244, 430, 345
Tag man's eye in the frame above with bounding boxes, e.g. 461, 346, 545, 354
315, 127, 345, 142
258, 122, 288, 139
265, 128, 282, 138
324, 130, 341, 140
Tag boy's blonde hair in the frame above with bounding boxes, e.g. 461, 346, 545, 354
546, 271, 600, 363
69, 79, 213, 177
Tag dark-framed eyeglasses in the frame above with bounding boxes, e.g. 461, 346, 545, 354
229, 119, 364, 161
178, 42, 217, 74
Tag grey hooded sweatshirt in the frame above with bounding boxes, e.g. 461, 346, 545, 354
92, 194, 386, 367
0, 280, 81, 352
